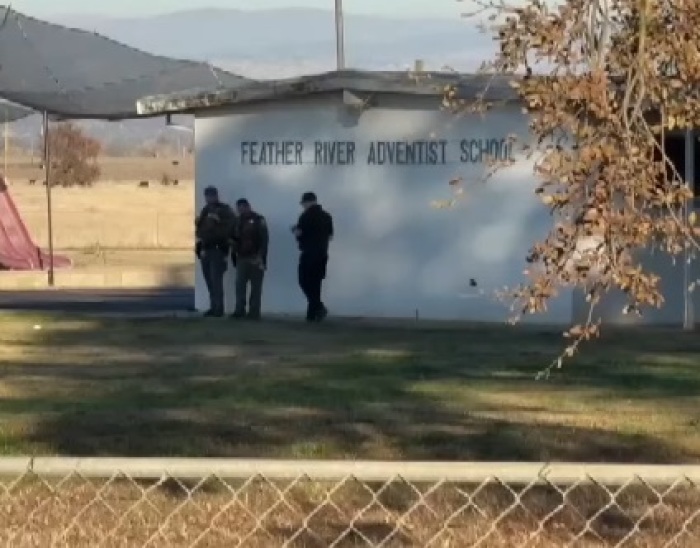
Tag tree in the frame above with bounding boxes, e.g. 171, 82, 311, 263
44, 122, 101, 187
448, 0, 700, 368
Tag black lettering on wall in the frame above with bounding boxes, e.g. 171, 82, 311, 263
366, 140, 448, 165
240, 141, 304, 165
314, 141, 356, 165
459, 138, 514, 163
240, 137, 515, 165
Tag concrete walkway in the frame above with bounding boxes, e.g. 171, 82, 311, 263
0, 288, 193, 315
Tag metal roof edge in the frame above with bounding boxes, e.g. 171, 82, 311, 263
136, 70, 517, 116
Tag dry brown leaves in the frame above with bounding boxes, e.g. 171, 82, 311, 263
448, 0, 700, 368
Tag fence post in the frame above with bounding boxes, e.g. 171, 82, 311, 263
155, 212, 160, 248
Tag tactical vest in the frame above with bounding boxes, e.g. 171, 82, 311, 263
236, 213, 265, 257
196, 203, 232, 246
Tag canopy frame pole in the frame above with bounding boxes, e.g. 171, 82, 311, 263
3, 108, 8, 176
43, 111, 54, 286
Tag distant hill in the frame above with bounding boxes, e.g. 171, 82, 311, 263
7, 8, 492, 154
49, 8, 492, 76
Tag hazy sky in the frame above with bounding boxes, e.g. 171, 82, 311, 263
17, 0, 468, 19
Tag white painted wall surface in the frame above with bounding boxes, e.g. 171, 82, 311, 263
194, 94, 573, 323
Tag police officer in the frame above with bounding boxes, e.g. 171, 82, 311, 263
195, 186, 235, 317
292, 191, 334, 322
231, 198, 269, 320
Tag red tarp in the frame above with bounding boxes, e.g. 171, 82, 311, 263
0, 176, 71, 270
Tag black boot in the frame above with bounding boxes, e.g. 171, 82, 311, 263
316, 304, 328, 322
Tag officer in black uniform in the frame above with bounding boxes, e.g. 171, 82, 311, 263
292, 191, 334, 322
195, 186, 235, 317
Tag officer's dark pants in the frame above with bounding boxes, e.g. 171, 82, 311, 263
234, 257, 265, 317
298, 251, 328, 320
200, 247, 227, 314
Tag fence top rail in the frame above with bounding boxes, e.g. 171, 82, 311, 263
1, 458, 700, 486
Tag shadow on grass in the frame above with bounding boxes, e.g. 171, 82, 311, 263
2, 315, 699, 462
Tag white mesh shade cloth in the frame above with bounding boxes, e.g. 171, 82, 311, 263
0, 100, 34, 122
0, 6, 251, 119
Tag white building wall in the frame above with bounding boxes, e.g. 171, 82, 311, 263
194, 93, 573, 323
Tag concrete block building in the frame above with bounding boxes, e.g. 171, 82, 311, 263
137, 70, 698, 326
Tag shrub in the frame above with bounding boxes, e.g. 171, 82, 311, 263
44, 122, 101, 187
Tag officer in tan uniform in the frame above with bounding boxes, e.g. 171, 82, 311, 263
231, 198, 269, 320
195, 186, 235, 317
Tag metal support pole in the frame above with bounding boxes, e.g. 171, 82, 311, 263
683, 128, 695, 330
43, 112, 55, 287
335, 0, 345, 70
3, 109, 8, 176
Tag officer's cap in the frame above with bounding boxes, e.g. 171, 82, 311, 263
204, 186, 219, 197
236, 198, 250, 207
300, 191, 317, 204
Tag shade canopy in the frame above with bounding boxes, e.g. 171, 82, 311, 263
0, 100, 35, 122
0, 6, 251, 119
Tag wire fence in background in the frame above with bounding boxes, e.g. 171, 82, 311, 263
1, 458, 699, 547
20, 211, 194, 249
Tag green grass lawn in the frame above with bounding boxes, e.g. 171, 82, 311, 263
1, 312, 699, 462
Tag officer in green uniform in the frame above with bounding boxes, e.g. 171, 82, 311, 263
231, 198, 269, 320
195, 186, 235, 317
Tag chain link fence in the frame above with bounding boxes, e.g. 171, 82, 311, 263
1, 458, 699, 547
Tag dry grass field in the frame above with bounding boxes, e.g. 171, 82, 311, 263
3, 155, 194, 252
2, 154, 194, 184
1, 314, 700, 545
